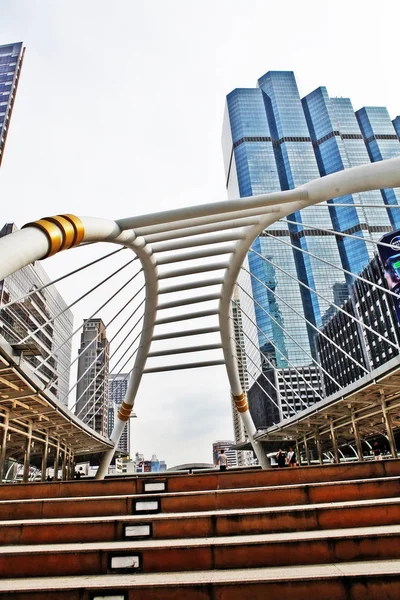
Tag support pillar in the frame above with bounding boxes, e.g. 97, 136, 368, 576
315, 427, 323, 465
23, 424, 32, 482
41, 435, 49, 482
330, 419, 340, 464
303, 436, 310, 466
0, 412, 10, 482
234, 393, 270, 469
66, 450, 72, 480
380, 392, 398, 459
61, 446, 67, 481
350, 408, 364, 461
295, 440, 301, 466
53, 441, 60, 481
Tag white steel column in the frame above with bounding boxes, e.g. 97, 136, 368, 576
96, 236, 159, 479
41, 435, 49, 482
0, 413, 9, 482
23, 424, 32, 482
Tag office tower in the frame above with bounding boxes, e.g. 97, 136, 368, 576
231, 288, 254, 466
108, 373, 130, 455
222, 71, 399, 411
76, 319, 109, 436
317, 254, 400, 394
356, 107, 400, 225
0, 42, 24, 167
212, 441, 237, 467
0, 223, 73, 403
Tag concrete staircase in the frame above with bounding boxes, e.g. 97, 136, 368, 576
1, 460, 400, 599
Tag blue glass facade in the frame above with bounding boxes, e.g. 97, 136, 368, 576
392, 116, 400, 138
223, 71, 400, 367
356, 107, 400, 229
0, 42, 24, 167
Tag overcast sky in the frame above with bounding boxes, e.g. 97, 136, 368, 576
1, 0, 399, 467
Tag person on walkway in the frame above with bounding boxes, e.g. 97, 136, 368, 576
286, 446, 297, 467
216, 449, 228, 471
373, 441, 383, 460
276, 448, 286, 468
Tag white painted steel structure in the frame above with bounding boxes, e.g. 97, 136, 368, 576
1, 157, 400, 479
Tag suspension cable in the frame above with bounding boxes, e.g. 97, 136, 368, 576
231, 311, 310, 411
73, 312, 145, 415
16, 256, 139, 346
233, 296, 332, 397
236, 282, 343, 391
230, 315, 299, 415
233, 300, 340, 400
243, 264, 370, 375
231, 301, 324, 405
47, 287, 145, 397
36, 269, 143, 377
262, 230, 400, 303
0, 247, 127, 312
75, 328, 143, 419
250, 246, 400, 353
233, 347, 289, 417
69, 307, 145, 411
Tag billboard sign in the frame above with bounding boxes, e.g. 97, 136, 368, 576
377, 230, 400, 323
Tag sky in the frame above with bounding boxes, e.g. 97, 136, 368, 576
1, 0, 400, 467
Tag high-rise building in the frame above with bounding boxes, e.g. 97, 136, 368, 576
0, 223, 73, 404
0, 42, 24, 167
212, 440, 237, 467
317, 253, 400, 395
231, 288, 257, 466
108, 373, 130, 455
222, 71, 400, 416
356, 107, 400, 222
76, 319, 109, 436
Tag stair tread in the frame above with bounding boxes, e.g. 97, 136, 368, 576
1, 559, 400, 591
1, 494, 398, 526
1, 523, 399, 554
0, 474, 398, 506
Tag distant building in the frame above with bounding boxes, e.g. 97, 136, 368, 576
212, 440, 237, 467
0, 223, 73, 404
76, 319, 109, 436
0, 41, 25, 167
134, 452, 167, 473
108, 373, 130, 455
231, 289, 253, 466
317, 254, 400, 394
247, 364, 324, 427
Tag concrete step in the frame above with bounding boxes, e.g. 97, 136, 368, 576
1, 496, 399, 545
1, 475, 399, 521
1, 559, 400, 599
1, 525, 400, 578
1, 459, 399, 501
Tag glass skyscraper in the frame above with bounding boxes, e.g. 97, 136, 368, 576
108, 373, 130, 455
222, 71, 400, 370
0, 42, 24, 167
